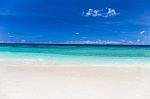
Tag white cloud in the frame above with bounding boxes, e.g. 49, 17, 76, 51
64, 40, 147, 45
140, 31, 145, 34
82, 8, 119, 18
21, 40, 26, 43
65, 40, 122, 44
8, 32, 15, 38
121, 40, 125, 42
75, 32, 80, 35
128, 41, 134, 44
107, 8, 119, 17
8, 35, 15, 38
0, 41, 4, 43
137, 39, 140, 42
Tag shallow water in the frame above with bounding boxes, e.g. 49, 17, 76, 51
0, 44, 150, 64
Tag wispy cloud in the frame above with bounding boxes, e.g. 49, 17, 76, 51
82, 8, 119, 18
64, 39, 148, 45
65, 40, 122, 44
140, 30, 145, 34
7, 32, 15, 38
137, 39, 140, 42
75, 32, 80, 35
8, 35, 15, 38
0, 41, 4, 43
20, 40, 26, 43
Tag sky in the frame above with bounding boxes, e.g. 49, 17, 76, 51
0, 0, 150, 44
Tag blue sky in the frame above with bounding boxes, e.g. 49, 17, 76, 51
0, 0, 150, 44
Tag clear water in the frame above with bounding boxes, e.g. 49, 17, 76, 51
0, 44, 150, 63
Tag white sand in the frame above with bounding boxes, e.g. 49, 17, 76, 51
0, 61, 150, 99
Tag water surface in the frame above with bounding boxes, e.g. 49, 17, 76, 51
0, 44, 150, 64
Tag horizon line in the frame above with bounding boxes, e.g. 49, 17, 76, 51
0, 42, 150, 46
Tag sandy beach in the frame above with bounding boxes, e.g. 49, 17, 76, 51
1, 61, 150, 99
1, 0, 150, 98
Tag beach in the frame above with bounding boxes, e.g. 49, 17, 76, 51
1, 62, 150, 99
0, 45, 150, 99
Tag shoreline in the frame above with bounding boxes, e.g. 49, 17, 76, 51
0, 59, 150, 67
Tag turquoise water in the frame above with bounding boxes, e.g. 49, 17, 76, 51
0, 44, 150, 63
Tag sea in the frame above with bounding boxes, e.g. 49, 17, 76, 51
0, 43, 150, 64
